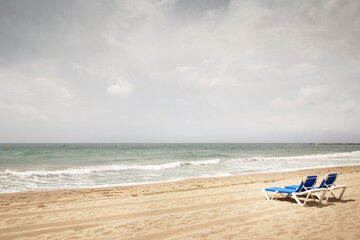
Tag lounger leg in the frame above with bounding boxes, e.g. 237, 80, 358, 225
314, 192, 322, 201
310, 194, 316, 201
303, 192, 312, 207
339, 186, 347, 199
262, 189, 280, 201
318, 190, 326, 204
262, 189, 270, 200
270, 191, 278, 200
293, 191, 319, 207
314, 190, 327, 202
324, 186, 347, 202
330, 190, 337, 198
262, 189, 278, 200
326, 189, 333, 202
279, 193, 285, 198
292, 193, 303, 206
326, 188, 337, 200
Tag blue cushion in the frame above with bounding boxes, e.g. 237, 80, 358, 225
264, 187, 296, 194
318, 173, 337, 188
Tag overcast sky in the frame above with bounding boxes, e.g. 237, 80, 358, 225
1, 0, 360, 143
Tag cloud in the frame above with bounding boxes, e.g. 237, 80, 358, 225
0, 0, 360, 142
58, 88, 74, 99
339, 99, 359, 113
72, 62, 135, 97
271, 85, 329, 109
0, 103, 48, 121
247, 63, 319, 77
36, 77, 74, 99
268, 63, 319, 77
247, 65, 267, 70
107, 80, 134, 96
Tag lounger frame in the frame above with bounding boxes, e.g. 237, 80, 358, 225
319, 174, 347, 202
262, 176, 327, 207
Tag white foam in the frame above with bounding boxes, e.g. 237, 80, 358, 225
2, 150, 360, 193
227, 151, 360, 163
199, 172, 232, 178
1, 158, 224, 178
188, 159, 221, 166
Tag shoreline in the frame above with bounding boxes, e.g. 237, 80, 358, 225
2, 163, 360, 195
1, 165, 359, 239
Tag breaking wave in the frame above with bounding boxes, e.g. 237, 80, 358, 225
2, 159, 222, 177
1, 150, 360, 193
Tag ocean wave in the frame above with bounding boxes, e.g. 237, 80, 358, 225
2, 151, 360, 179
275, 150, 360, 160
228, 151, 360, 163
199, 172, 232, 178
2, 150, 360, 193
186, 159, 221, 166
1, 159, 222, 177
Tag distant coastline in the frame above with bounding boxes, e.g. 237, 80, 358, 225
309, 143, 360, 145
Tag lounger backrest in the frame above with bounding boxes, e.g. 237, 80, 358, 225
318, 173, 337, 188
296, 175, 317, 192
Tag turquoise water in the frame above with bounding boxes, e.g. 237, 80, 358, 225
1, 143, 360, 193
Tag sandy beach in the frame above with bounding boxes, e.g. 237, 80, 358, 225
1, 166, 359, 240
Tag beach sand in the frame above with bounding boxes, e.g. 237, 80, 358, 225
1, 166, 359, 240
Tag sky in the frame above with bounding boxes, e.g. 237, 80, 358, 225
0, 0, 360, 143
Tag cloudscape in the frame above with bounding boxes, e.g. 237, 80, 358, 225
1, 0, 359, 143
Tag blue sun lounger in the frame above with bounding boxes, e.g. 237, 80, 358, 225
284, 173, 346, 202
262, 175, 327, 207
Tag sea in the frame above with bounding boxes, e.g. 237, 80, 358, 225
1, 143, 360, 193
